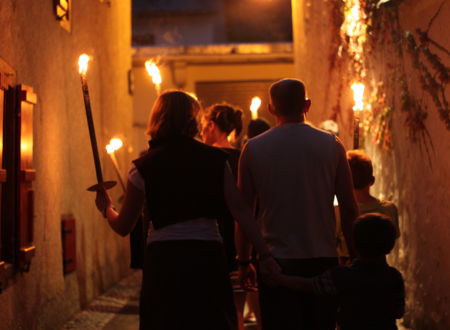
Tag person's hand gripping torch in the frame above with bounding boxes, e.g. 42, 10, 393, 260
78, 54, 116, 192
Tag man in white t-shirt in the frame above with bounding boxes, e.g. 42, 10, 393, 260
236, 79, 358, 330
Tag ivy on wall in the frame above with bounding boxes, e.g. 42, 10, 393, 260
331, 0, 449, 152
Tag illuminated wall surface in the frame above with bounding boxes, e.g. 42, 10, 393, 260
0, 1, 133, 329
292, 0, 450, 328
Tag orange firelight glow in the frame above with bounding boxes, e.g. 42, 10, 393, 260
187, 92, 198, 101
78, 54, 90, 76
341, 0, 367, 68
106, 138, 123, 154
351, 83, 365, 112
145, 60, 162, 94
250, 96, 262, 120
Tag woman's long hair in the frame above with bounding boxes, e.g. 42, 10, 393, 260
146, 90, 200, 140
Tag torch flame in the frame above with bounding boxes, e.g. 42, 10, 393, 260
106, 138, 123, 154
145, 60, 162, 85
250, 97, 262, 120
106, 144, 115, 154
341, 0, 367, 73
351, 83, 365, 112
345, 1, 362, 38
78, 54, 90, 76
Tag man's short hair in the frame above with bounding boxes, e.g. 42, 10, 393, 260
269, 79, 306, 116
353, 213, 397, 258
347, 150, 374, 189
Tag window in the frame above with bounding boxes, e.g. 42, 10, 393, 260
1, 59, 36, 291
55, 0, 71, 32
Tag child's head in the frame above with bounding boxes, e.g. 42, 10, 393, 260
353, 213, 397, 258
347, 150, 375, 190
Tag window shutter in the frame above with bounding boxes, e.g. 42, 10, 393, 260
16, 85, 37, 272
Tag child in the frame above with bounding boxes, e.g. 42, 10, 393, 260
277, 213, 405, 330
336, 150, 400, 263
347, 150, 400, 237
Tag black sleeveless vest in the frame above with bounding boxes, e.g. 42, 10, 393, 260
133, 136, 228, 230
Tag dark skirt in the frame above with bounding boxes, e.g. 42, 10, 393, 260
140, 240, 237, 330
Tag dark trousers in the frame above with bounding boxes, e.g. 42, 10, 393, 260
140, 240, 237, 330
258, 257, 338, 330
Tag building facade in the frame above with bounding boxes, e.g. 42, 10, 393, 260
0, 1, 133, 328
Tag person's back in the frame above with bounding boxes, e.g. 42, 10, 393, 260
237, 79, 358, 330
246, 122, 341, 258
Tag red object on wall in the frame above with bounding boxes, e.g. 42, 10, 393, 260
61, 216, 76, 274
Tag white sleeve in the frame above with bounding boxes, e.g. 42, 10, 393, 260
128, 163, 145, 193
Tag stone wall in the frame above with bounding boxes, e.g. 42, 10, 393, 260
0, 0, 133, 329
292, 0, 450, 328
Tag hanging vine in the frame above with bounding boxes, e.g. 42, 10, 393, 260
335, 0, 449, 153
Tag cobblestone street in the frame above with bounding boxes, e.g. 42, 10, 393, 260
61, 271, 259, 330
61, 272, 141, 330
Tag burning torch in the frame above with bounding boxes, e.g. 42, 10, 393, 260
106, 138, 126, 192
78, 54, 116, 192
351, 83, 365, 149
145, 59, 162, 95
250, 96, 262, 120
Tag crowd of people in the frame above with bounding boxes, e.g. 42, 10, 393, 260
94, 78, 405, 330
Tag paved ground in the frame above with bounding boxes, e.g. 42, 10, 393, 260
61, 271, 407, 330
61, 271, 141, 330
61, 271, 258, 330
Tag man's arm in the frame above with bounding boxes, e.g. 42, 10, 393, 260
334, 139, 359, 259
224, 162, 280, 285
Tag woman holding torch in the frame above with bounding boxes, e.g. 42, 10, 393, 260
95, 90, 280, 330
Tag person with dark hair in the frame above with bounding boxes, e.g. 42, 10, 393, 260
247, 118, 271, 139
334, 150, 399, 264
94, 90, 280, 330
346, 150, 399, 236
276, 213, 405, 330
201, 103, 246, 330
201, 103, 243, 177
237, 79, 358, 330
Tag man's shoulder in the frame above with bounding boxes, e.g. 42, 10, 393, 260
247, 127, 275, 144
248, 123, 337, 144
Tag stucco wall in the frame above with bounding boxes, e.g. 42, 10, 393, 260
0, 0, 133, 329
292, 0, 450, 329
